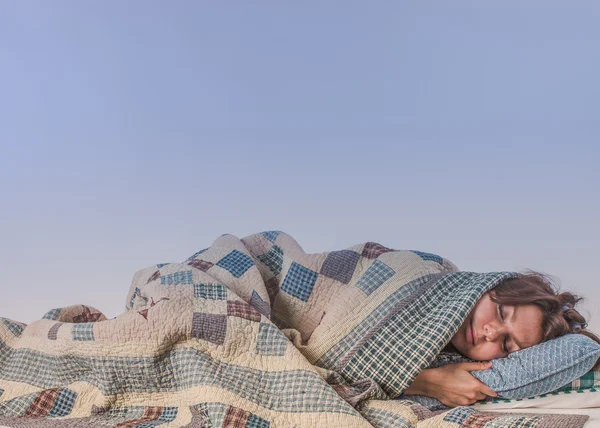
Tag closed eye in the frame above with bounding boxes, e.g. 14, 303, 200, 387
498, 304, 509, 353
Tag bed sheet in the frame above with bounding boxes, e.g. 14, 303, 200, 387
488, 407, 600, 426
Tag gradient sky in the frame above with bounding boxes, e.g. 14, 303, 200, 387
1, 2, 599, 333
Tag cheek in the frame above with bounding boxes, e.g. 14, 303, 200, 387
471, 343, 503, 361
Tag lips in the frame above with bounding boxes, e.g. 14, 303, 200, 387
470, 319, 476, 345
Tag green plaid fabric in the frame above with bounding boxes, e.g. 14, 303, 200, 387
558, 369, 600, 391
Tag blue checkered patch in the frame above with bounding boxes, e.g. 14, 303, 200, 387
1, 319, 25, 337
72, 323, 95, 341
256, 323, 288, 356
42, 308, 62, 320
257, 245, 284, 276
161, 270, 193, 285
281, 262, 318, 302
356, 260, 395, 295
158, 407, 178, 422
156, 263, 170, 268
194, 283, 228, 300
250, 290, 271, 317
261, 231, 281, 243
410, 250, 443, 265
216, 250, 254, 278
48, 388, 77, 417
319, 250, 361, 284
247, 413, 271, 428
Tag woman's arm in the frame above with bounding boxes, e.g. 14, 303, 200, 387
404, 362, 498, 407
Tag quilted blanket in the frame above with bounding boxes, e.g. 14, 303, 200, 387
0, 231, 589, 427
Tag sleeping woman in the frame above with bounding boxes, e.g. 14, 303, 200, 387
404, 270, 600, 407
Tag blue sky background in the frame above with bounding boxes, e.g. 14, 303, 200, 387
1, 2, 599, 333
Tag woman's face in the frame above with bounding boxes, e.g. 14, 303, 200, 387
450, 292, 544, 361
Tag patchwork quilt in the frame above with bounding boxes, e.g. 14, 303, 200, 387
0, 231, 590, 427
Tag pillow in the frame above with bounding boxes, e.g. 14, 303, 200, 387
471, 333, 600, 399
401, 334, 600, 410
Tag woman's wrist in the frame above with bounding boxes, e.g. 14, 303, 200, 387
404, 368, 437, 397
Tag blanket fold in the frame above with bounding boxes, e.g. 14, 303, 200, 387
0, 231, 589, 427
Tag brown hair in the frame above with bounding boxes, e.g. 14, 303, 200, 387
490, 269, 600, 369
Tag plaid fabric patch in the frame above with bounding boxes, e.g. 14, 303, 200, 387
132, 407, 178, 427
361, 407, 410, 427
73, 306, 104, 323
355, 259, 395, 295
194, 283, 228, 300
106, 405, 146, 419
48, 322, 63, 340
223, 406, 249, 427
158, 407, 178, 423
477, 414, 543, 427
250, 290, 271, 317
559, 369, 600, 391
42, 308, 62, 320
443, 406, 477, 424
23, 388, 61, 417
1, 318, 25, 337
257, 245, 284, 276
261, 231, 281, 243
192, 313, 227, 345
247, 413, 270, 428
187, 259, 214, 272
0, 392, 38, 417
317, 274, 436, 369
256, 322, 288, 356
280, 262, 318, 302
72, 322, 95, 341
361, 242, 393, 259
320, 250, 361, 284
116, 406, 162, 428
404, 401, 433, 421
227, 300, 261, 322
186, 248, 208, 261
48, 388, 77, 417
196, 402, 229, 427
161, 270, 193, 286
463, 412, 499, 427
410, 250, 443, 265
216, 250, 255, 278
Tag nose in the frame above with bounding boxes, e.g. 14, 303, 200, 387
483, 323, 502, 342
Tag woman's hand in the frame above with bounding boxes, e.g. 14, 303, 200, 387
404, 362, 498, 407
